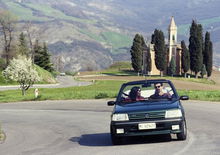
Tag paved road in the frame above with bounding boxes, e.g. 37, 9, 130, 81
0, 76, 91, 91
0, 100, 219, 155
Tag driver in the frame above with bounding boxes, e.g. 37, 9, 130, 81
150, 83, 171, 99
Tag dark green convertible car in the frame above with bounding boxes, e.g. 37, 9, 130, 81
107, 79, 189, 145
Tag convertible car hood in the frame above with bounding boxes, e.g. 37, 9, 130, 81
114, 100, 180, 113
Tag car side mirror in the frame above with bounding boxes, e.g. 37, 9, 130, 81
180, 96, 189, 100
107, 101, 115, 106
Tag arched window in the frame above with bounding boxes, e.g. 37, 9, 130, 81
172, 35, 175, 41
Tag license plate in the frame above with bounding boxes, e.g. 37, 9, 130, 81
138, 123, 156, 130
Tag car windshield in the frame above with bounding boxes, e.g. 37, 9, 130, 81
119, 82, 177, 103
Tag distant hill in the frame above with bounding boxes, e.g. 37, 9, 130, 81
0, 0, 220, 71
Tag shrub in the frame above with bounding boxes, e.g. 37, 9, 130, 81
3, 56, 40, 95
95, 93, 109, 99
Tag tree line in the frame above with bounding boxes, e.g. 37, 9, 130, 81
130, 20, 213, 78
0, 10, 54, 72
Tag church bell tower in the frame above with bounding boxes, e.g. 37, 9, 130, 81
168, 16, 177, 63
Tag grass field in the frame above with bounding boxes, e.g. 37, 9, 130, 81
82, 65, 216, 86
1, 61, 219, 103
0, 80, 219, 103
0, 80, 123, 102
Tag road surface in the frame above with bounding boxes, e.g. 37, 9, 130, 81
0, 100, 219, 155
0, 76, 91, 91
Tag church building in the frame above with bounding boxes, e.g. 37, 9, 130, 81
143, 17, 182, 75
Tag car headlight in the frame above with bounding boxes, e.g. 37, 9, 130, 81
112, 113, 129, 121
165, 109, 182, 118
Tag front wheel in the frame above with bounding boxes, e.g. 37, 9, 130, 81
177, 120, 187, 140
111, 127, 122, 145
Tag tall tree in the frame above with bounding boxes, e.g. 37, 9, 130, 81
17, 32, 29, 57
145, 49, 152, 75
130, 34, 143, 73
33, 40, 43, 67
200, 64, 207, 78
0, 10, 17, 66
41, 42, 54, 72
181, 40, 190, 78
189, 20, 203, 78
203, 32, 213, 77
151, 33, 155, 44
24, 21, 43, 64
34, 41, 53, 72
153, 29, 166, 76
140, 35, 146, 68
142, 36, 152, 75
168, 56, 176, 77
24, 21, 34, 63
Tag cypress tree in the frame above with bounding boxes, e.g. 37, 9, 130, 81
198, 24, 204, 66
153, 29, 166, 76
181, 40, 190, 78
140, 35, 152, 75
189, 20, 203, 78
17, 32, 29, 57
130, 34, 143, 73
146, 49, 152, 75
169, 56, 176, 77
200, 64, 207, 78
203, 32, 213, 77
140, 35, 145, 67
151, 34, 155, 44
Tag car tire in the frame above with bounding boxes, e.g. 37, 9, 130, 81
177, 120, 187, 140
110, 127, 122, 145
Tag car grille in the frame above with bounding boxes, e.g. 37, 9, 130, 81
128, 111, 166, 120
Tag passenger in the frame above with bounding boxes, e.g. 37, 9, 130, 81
124, 86, 144, 102
150, 83, 171, 99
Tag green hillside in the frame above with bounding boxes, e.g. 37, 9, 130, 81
1, 0, 131, 55
34, 65, 57, 84
2, 0, 95, 23
1, 0, 219, 71
79, 29, 132, 54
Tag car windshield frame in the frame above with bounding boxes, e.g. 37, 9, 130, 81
115, 80, 179, 104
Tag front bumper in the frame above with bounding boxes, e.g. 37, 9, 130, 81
111, 118, 184, 137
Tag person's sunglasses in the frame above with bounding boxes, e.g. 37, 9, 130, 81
155, 85, 161, 88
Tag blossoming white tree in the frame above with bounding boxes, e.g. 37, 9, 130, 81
3, 56, 40, 95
